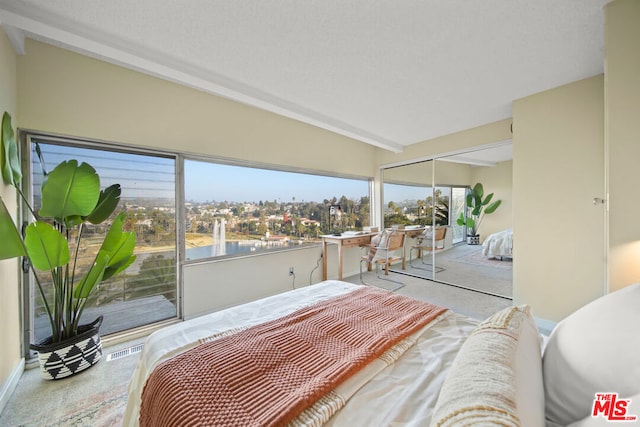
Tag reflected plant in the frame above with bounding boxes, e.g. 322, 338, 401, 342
456, 182, 501, 237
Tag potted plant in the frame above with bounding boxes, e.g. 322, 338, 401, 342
0, 112, 137, 380
456, 182, 501, 245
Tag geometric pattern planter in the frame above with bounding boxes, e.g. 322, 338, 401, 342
30, 316, 103, 380
467, 235, 481, 245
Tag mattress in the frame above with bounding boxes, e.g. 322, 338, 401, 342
123, 280, 478, 426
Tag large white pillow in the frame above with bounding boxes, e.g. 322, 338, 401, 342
430, 305, 545, 427
543, 283, 640, 426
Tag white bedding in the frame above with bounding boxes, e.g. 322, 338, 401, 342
123, 280, 478, 426
482, 228, 513, 259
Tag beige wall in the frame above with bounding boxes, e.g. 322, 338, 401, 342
0, 29, 22, 407
17, 40, 378, 177
512, 75, 605, 322
606, 0, 640, 291
469, 160, 513, 241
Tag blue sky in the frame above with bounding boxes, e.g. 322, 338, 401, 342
34, 142, 434, 205
184, 160, 369, 203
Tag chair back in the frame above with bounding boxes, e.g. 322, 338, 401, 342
367, 229, 405, 261
386, 230, 405, 252
434, 226, 447, 242
419, 226, 447, 250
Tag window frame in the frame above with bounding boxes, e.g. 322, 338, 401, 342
19, 130, 183, 355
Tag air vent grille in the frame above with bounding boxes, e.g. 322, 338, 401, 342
106, 343, 144, 362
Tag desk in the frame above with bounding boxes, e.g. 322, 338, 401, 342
321, 233, 376, 280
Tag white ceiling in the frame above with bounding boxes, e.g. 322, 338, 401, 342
0, 0, 608, 153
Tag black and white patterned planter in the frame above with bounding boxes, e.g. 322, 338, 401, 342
30, 316, 103, 380
467, 235, 481, 245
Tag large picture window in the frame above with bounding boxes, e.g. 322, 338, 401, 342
184, 159, 371, 261
26, 136, 178, 341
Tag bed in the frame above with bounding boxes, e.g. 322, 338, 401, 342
123, 280, 640, 427
482, 228, 513, 259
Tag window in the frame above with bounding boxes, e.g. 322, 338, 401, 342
21, 134, 372, 345
184, 159, 371, 261
383, 182, 451, 228
26, 135, 178, 341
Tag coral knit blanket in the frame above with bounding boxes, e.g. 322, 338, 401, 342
139, 287, 446, 427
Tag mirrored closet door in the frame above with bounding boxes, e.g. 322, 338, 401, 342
382, 144, 513, 299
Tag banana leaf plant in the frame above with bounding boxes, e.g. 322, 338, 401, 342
456, 182, 501, 237
0, 111, 136, 343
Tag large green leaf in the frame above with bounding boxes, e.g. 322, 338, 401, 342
472, 182, 484, 199
484, 200, 502, 214
1, 112, 21, 186
85, 184, 121, 225
39, 160, 100, 223
24, 221, 70, 271
465, 193, 474, 208
0, 197, 27, 259
74, 250, 110, 299
104, 253, 136, 281
482, 193, 494, 206
99, 212, 136, 280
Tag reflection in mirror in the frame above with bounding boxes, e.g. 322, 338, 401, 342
382, 160, 442, 228
382, 144, 513, 299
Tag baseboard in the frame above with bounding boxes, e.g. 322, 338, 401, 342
0, 358, 24, 416
535, 317, 558, 336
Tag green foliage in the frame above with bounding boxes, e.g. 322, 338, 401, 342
456, 182, 502, 236
1, 112, 21, 186
0, 112, 136, 343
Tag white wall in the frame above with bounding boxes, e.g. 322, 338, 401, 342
183, 244, 366, 317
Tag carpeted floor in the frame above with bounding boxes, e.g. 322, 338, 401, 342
394, 243, 513, 298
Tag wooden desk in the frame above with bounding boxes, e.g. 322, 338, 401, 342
321, 233, 376, 280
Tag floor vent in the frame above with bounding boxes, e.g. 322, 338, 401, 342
106, 343, 144, 362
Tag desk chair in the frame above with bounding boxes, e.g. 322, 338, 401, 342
409, 226, 447, 273
360, 229, 405, 291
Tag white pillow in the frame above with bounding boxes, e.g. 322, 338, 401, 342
542, 283, 640, 426
430, 305, 545, 427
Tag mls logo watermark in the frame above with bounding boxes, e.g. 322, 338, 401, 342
592, 393, 637, 422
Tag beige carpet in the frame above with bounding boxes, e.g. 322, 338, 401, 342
394, 243, 513, 298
